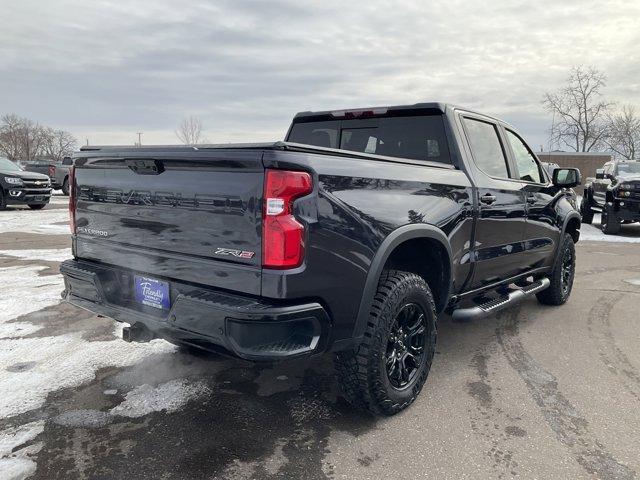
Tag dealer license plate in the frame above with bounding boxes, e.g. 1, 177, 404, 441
134, 275, 170, 310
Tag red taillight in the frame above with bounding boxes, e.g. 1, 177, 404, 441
262, 169, 312, 269
68, 166, 76, 234
49, 165, 56, 177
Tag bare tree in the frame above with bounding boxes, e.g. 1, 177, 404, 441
176, 116, 204, 145
41, 127, 78, 162
0, 113, 23, 161
543, 66, 612, 152
605, 105, 640, 160
0, 114, 48, 161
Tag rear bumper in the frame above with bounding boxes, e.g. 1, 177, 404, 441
3, 187, 52, 205
60, 259, 331, 361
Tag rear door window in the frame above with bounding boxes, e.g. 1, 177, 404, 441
287, 115, 451, 164
462, 117, 510, 178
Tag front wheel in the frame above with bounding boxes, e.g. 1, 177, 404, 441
601, 204, 621, 235
28, 204, 46, 210
536, 233, 575, 306
0, 190, 6, 211
334, 270, 437, 415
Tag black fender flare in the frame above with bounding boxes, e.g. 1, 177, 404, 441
352, 224, 453, 340
555, 211, 581, 263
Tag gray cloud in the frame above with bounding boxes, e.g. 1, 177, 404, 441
1, 0, 639, 148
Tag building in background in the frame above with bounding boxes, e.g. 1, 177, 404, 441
536, 151, 611, 183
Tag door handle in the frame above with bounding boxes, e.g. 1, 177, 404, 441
526, 195, 537, 204
480, 194, 497, 205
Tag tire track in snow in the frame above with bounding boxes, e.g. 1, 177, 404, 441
497, 307, 636, 480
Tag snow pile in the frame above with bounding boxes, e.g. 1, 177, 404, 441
0, 421, 44, 480
110, 379, 210, 418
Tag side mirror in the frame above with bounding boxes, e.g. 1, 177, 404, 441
595, 169, 605, 180
553, 167, 581, 188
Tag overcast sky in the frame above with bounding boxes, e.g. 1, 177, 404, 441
1, 0, 639, 150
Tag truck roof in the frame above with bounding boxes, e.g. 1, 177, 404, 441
291, 102, 504, 124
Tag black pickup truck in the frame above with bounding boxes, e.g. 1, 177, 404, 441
61, 103, 581, 415
581, 159, 640, 234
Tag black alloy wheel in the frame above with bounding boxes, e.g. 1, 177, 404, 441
386, 303, 427, 390
560, 244, 574, 296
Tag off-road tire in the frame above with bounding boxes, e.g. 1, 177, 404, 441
536, 233, 575, 306
334, 270, 437, 415
580, 195, 593, 224
62, 177, 70, 196
28, 204, 46, 210
601, 204, 621, 235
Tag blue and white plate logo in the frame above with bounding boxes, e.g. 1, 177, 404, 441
135, 276, 170, 309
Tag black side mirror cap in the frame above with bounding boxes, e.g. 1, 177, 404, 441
553, 167, 581, 188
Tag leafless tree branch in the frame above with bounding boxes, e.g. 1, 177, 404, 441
542, 66, 611, 152
175, 116, 204, 145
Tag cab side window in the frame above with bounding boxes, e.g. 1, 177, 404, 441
462, 117, 510, 178
505, 130, 543, 183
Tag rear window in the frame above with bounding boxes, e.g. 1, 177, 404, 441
287, 115, 451, 164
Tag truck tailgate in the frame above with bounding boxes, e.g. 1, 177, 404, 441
73, 150, 264, 295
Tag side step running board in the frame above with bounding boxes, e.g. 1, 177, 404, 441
451, 278, 550, 322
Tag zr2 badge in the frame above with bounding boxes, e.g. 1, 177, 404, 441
214, 247, 255, 259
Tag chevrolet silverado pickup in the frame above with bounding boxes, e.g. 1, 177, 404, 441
581, 159, 640, 234
0, 157, 52, 209
61, 103, 582, 415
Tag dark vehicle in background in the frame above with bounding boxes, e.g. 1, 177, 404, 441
60, 103, 581, 415
581, 159, 640, 234
23, 157, 73, 195
0, 157, 52, 210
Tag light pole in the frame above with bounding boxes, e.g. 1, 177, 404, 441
137, 132, 143, 146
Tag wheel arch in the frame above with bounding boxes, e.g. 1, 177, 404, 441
553, 211, 581, 266
352, 224, 453, 339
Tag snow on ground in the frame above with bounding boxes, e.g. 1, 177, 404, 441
110, 379, 210, 418
0, 329, 175, 417
0, 266, 64, 325
0, 421, 45, 480
0, 208, 69, 235
579, 214, 640, 243
48, 195, 69, 205
0, 248, 72, 263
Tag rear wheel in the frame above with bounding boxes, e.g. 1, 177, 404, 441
28, 204, 46, 210
334, 270, 437, 415
580, 195, 593, 224
61, 177, 70, 196
536, 233, 575, 306
601, 204, 621, 235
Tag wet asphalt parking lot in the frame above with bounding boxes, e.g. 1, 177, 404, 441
1, 196, 640, 480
